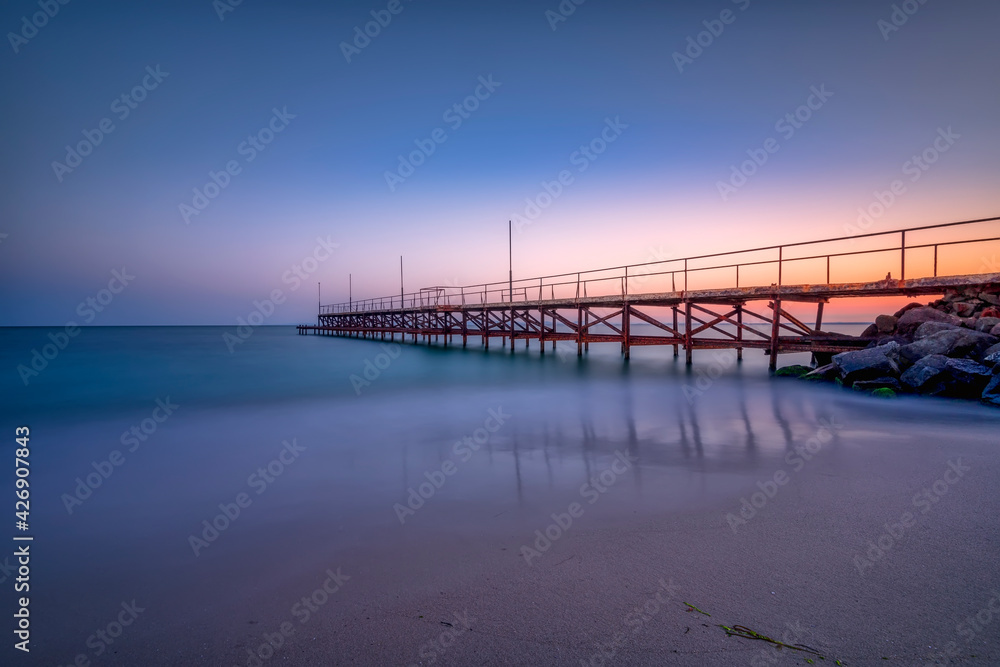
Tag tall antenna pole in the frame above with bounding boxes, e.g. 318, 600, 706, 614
400, 256, 404, 308
317, 282, 321, 325
508, 220, 513, 304
349, 274, 352, 311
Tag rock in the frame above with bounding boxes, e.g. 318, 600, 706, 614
914, 321, 961, 339
900, 355, 949, 392
893, 302, 924, 318
775, 365, 812, 378
985, 350, 1000, 366
860, 323, 879, 338
802, 363, 839, 381
833, 343, 901, 385
977, 317, 1000, 333
871, 387, 897, 399
959, 317, 978, 329
993, 323, 1000, 337
982, 306, 1000, 319
980, 292, 1000, 306
895, 307, 961, 337
875, 314, 898, 333
983, 375, 1000, 407
932, 359, 994, 398
952, 301, 977, 317
899, 329, 999, 363
853, 377, 903, 392
980, 342, 1000, 360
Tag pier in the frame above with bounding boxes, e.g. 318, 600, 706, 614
298, 216, 999, 369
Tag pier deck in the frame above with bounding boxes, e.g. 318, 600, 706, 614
298, 217, 1000, 369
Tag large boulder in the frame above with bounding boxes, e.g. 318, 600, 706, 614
914, 321, 961, 339
833, 342, 901, 385
952, 302, 978, 318
775, 365, 812, 378
899, 329, 999, 364
983, 375, 1000, 407
977, 317, 1000, 333
993, 323, 1000, 337
875, 314, 898, 334
860, 323, 879, 338
900, 354, 949, 392
893, 302, 925, 318
980, 343, 1000, 362
980, 292, 1000, 306
895, 307, 961, 337
931, 359, 994, 399
983, 306, 1000, 319
853, 377, 903, 393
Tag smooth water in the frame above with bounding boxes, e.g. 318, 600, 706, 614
1, 325, 997, 665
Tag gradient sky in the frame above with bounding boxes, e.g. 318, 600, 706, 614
1, 0, 998, 325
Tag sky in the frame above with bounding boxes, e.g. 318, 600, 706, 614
1, 0, 998, 325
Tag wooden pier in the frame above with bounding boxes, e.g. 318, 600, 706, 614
298, 217, 1000, 369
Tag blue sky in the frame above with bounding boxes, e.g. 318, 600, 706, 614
1, 0, 998, 324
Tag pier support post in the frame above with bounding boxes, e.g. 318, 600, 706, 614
769, 299, 781, 372
539, 309, 545, 355
672, 307, 679, 358
509, 308, 515, 353
577, 307, 583, 357
584, 309, 590, 352
736, 303, 743, 362
815, 301, 825, 332
623, 304, 631, 360
684, 301, 693, 365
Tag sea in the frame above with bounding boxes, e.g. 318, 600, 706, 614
1, 324, 997, 665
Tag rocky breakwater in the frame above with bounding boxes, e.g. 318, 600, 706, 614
781, 285, 1000, 406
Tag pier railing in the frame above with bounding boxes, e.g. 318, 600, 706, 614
321, 216, 1000, 314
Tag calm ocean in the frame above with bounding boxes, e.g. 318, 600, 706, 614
1, 325, 997, 665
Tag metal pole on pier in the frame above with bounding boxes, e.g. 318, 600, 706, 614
508, 220, 514, 352
317, 282, 321, 326
400, 256, 404, 308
